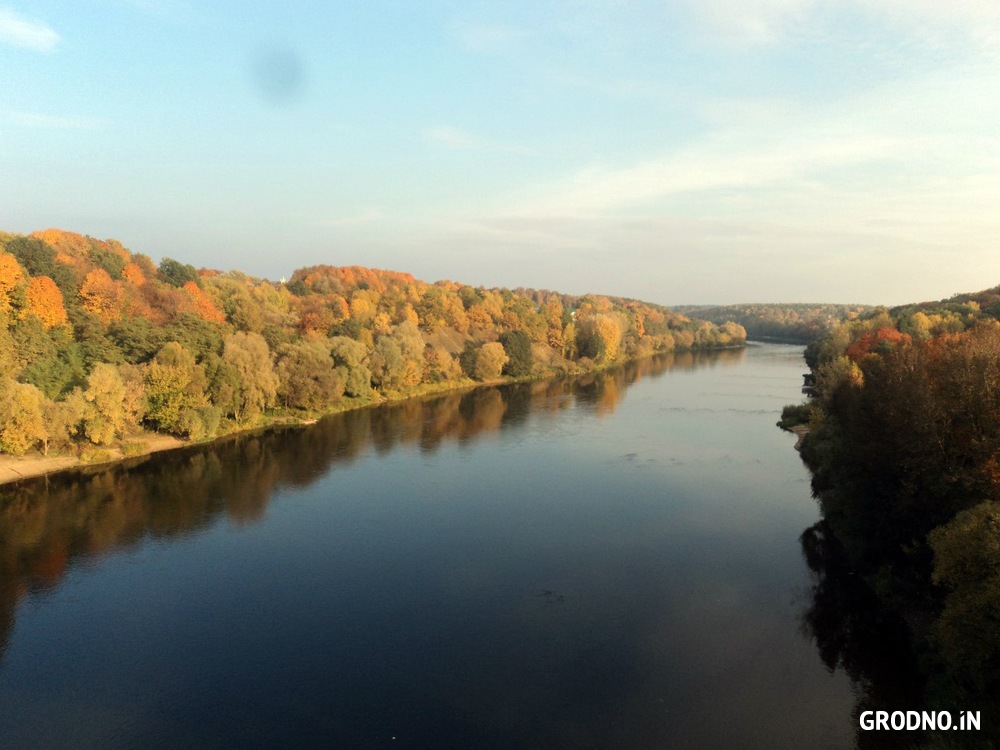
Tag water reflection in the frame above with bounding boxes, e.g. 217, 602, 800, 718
0, 348, 743, 662
799, 521, 925, 750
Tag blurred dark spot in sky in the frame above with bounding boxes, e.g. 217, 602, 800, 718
250, 44, 306, 106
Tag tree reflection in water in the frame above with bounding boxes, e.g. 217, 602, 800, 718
800, 521, 949, 750
0, 349, 743, 662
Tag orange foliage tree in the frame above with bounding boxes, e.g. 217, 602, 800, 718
80, 268, 125, 323
122, 262, 147, 286
181, 281, 226, 323
23, 276, 68, 328
845, 327, 912, 362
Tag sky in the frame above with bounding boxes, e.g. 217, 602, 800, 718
2, 0, 999, 306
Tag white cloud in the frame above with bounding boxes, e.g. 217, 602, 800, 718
511, 131, 930, 216
0, 8, 59, 52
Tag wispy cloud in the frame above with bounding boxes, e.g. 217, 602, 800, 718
0, 8, 59, 52
423, 125, 532, 155
6, 110, 107, 129
686, 0, 1000, 49
691, 0, 814, 46
511, 132, 928, 216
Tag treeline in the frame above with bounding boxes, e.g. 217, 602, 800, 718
783, 287, 1000, 730
677, 302, 872, 343
0, 228, 746, 458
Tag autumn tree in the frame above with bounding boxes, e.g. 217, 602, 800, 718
0, 251, 24, 315
221, 332, 279, 423
424, 346, 462, 383
80, 363, 129, 445
0, 378, 47, 455
23, 276, 69, 328
182, 281, 226, 324
474, 342, 508, 381
41, 394, 86, 455
79, 268, 124, 322
370, 322, 423, 391
121, 261, 147, 286
577, 314, 624, 364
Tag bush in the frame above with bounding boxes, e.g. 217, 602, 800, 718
777, 402, 813, 430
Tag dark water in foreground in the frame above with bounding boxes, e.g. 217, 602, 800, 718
0, 344, 856, 749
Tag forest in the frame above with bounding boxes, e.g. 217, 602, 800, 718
0, 229, 746, 461
782, 285, 1000, 744
676, 302, 873, 344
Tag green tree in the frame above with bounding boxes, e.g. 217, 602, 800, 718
329, 336, 372, 397
499, 330, 532, 377
5, 236, 79, 296
109, 316, 168, 363
276, 340, 342, 411
162, 312, 224, 361
143, 342, 209, 434
222, 331, 279, 423
158, 257, 200, 288
930, 501, 1000, 688
89, 244, 126, 279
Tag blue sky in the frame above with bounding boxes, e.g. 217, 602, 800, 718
2, 1, 999, 305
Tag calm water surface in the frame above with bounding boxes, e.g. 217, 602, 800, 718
0, 344, 856, 749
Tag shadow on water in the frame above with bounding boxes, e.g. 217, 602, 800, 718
0, 349, 743, 663
799, 520, 1000, 750
799, 521, 927, 750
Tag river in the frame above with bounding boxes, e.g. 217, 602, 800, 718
0, 343, 857, 749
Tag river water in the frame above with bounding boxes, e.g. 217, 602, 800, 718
0, 344, 856, 749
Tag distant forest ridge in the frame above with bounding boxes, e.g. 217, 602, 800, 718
675, 303, 875, 344
0, 228, 746, 458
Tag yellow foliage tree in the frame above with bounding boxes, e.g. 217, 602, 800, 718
0, 252, 24, 315
0, 377, 47, 455
80, 268, 125, 323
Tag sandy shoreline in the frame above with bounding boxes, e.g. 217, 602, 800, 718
0, 433, 186, 487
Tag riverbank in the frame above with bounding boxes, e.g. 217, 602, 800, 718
0, 433, 186, 486
0, 345, 748, 488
